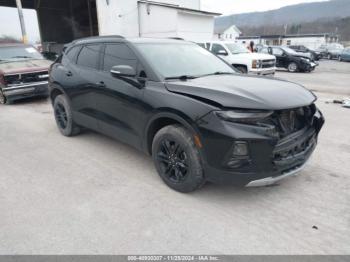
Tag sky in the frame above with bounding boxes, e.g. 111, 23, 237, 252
0, 0, 329, 43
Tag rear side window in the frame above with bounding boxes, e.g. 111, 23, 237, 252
103, 43, 137, 72
65, 46, 81, 62
211, 44, 226, 54
77, 44, 101, 69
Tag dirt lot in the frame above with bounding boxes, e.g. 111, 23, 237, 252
0, 60, 349, 254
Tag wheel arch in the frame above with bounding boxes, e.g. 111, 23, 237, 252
143, 111, 199, 156
49, 82, 68, 105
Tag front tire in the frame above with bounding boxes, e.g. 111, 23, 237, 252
53, 94, 81, 137
287, 62, 298, 72
152, 125, 205, 193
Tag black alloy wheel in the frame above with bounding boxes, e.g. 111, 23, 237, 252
156, 139, 189, 184
152, 125, 205, 193
54, 102, 68, 130
53, 94, 81, 137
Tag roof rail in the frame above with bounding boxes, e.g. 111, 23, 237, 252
72, 35, 125, 43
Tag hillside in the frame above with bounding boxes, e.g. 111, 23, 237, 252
215, 0, 350, 39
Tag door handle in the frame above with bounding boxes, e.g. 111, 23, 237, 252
96, 81, 106, 88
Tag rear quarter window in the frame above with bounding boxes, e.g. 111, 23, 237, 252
76, 44, 102, 70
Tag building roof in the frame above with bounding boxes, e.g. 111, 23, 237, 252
237, 33, 339, 40
214, 24, 241, 34
138, 1, 221, 16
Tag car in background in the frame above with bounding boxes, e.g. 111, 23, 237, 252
289, 45, 321, 61
260, 46, 318, 73
49, 36, 324, 192
198, 41, 276, 76
338, 48, 350, 62
316, 43, 344, 60
0, 44, 51, 104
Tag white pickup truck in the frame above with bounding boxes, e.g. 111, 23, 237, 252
198, 41, 276, 76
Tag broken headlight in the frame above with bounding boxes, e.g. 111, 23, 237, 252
215, 110, 273, 124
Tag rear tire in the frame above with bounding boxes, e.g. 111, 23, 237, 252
0, 89, 7, 105
152, 125, 205, 193
287, 62, 298, 73
53, 94, 81, 137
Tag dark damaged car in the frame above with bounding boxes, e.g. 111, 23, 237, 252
0, 44, 51, 104
49, 36, 324, 192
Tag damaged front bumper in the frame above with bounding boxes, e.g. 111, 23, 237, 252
197, 107, 324, 187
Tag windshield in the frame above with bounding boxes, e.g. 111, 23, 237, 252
225, 43, 250, 54
281, 47, 299, 55
135, 43, 235, 79
0, 46, 44, 62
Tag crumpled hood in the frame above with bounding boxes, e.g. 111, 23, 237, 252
0, 59, 52, 75
165, 74, 316, 110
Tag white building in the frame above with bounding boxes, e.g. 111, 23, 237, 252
213, 24, 241, 40
1, 0, 220, 50
236, 34, 339, 49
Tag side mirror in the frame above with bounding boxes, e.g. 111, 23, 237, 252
216, 50, 228, 56
111, 65, 136, 78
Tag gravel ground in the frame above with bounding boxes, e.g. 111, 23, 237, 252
0, 60, 349, 255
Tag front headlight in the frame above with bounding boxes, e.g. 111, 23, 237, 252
252, 60, 262, 69
215, 110, 273, 124
301, 57, 311, 63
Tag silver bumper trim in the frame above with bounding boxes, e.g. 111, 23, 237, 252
246, 162, 308, 187
3, 81, 48, 91
2, 81, 48, 96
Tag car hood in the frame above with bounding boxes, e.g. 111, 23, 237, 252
165, 74, 316, 110
0, 59, 52, 75
232, 52, 275, 60
293, 54, 311, 60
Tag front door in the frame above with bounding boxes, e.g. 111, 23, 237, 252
272, 47, 287, 68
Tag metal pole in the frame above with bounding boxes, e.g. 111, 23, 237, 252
15, 0, 28, 44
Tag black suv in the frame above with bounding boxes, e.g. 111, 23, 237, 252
49, 36, 324, 192
289, 45, 321, 61
260, 46, 318, 73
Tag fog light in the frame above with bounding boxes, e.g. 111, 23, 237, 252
233, 141, 248, 156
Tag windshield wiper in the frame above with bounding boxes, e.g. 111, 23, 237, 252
165, 75, 198, 81
198, 71, 235, 78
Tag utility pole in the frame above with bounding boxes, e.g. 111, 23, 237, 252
15, 0, 28, 44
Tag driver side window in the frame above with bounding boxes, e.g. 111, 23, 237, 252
103, 43, 137, 72
272, 48, 284, 56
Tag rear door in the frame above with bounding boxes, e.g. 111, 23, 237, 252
70, 44, 103, 130
93, 43, 146, 149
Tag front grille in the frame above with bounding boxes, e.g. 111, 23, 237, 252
4, 71, 49, 86
262, 59, 276, 68
261, 104, 316, 138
